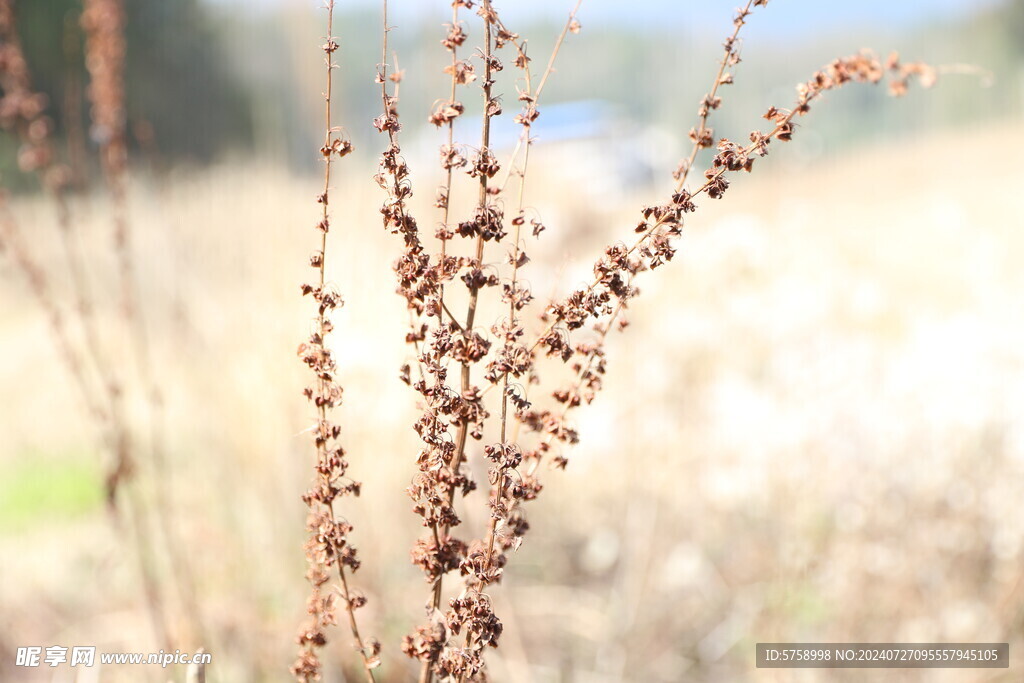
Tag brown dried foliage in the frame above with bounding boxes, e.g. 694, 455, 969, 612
347, 1, 940, 680
0, 0, 943, 679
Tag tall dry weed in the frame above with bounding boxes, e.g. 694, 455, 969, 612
289, 0, 949, 680
292, 3, 378, 681
0, 0, 965, 680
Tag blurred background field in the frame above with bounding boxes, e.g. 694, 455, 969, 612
1, 0, 1023, 681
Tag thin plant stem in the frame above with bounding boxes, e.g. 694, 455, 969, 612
317, 3, 376, 678
675, 0, 757, 191
498, 0, 583, 194
0, 198, 105, 422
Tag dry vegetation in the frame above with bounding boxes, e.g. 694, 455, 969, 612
0, 0, 1021, 681
1, 127, 1023, 682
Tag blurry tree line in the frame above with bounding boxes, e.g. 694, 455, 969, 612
2, 0, 1022, 185
227, 0, 1024, 174
1, 0, 250, 188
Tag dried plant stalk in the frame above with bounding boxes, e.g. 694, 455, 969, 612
2, 0, 954, 678
2, 0, 135, 509
0, 197, 101, 419
394, 2, 940, 680
292, 3, 378, 681
0, 0, 107, 423
81, 0, 210, 650
1, 0, 181, 647
543, 50, 938, 343
500, 51, 941, 567
501, 0, 766, 532
81, 0, 126, 179
2, 0, 131, 517
396, 3, 592, 680
273, 0, 946, 677
80, 0, 137, 500
447, 3, 591, 674
675, 0, 762, 188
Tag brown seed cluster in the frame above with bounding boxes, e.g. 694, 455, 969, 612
541, 49, 936, 382
368, 3, 589, 680
81, 0, 126, 176
0, 0, 71, 189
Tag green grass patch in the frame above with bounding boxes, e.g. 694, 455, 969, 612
0, 454, 104, 533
